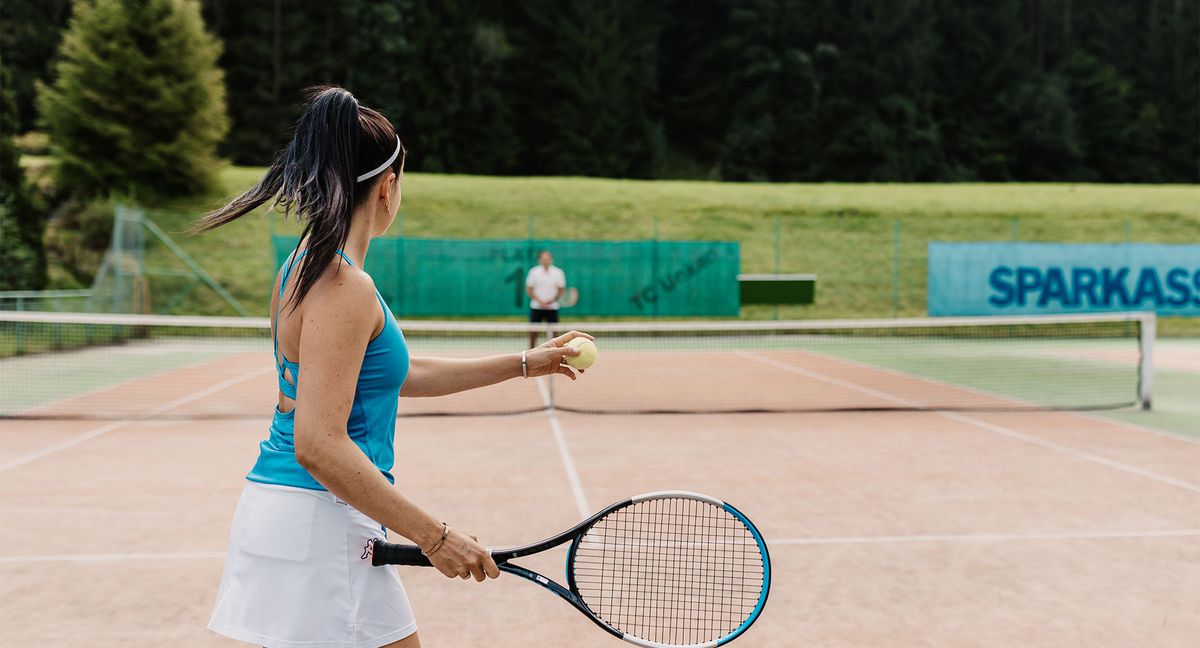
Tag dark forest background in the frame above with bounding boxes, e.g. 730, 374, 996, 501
4, 0, 1197, 182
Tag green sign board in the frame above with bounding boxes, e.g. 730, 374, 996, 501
272, 237, 741, 316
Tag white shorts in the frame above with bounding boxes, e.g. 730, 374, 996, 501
208, 482, 418, 648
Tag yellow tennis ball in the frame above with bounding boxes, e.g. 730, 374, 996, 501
564, 338, 597, 370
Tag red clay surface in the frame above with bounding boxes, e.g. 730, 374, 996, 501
2, 362, 1198, 646
12, 338, 1156, 419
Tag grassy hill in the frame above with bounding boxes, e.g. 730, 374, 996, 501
37, 163, 1200, 334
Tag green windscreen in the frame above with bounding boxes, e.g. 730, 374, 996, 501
272, 237, 741, 317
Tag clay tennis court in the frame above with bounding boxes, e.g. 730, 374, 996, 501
1, 329, 1198, 647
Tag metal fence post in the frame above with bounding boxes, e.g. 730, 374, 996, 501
892, 219, 901, 318
774, 216, 782, 320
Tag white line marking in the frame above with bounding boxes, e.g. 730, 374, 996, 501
779, 344, 1200, 447
537, 378, 590, 518
6, 346, 265, 418
770, 529, 1200, 545
737, 351, 1200, 496
0, 551, 225, 564
736, 351, 918, 407
0, 366, 274, 473
939, 411, 1200, 495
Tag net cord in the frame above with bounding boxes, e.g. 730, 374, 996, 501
0, 309, 1157, 334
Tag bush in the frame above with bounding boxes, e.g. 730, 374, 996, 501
42, 198, 116, 289
37, 0, 228, 200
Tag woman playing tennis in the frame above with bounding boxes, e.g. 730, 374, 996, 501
197, 86, 591, 647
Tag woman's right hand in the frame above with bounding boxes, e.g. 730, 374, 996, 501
525, 330, 595, 379
426, 527, 501, 582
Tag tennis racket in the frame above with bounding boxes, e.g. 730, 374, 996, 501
559, 287, 579, 308
371, 491, 770, 647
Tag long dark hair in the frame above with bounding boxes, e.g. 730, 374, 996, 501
195, 86, 405, 310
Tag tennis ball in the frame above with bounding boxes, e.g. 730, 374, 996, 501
564, 337, 597, 370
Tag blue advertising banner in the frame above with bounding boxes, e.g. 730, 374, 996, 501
928, 242, 1200, 316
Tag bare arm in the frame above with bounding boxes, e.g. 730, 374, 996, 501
401, 331, 594, 397
292, 273, 498, 581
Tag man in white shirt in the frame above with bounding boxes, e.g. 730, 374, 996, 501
525, 250, 566, 347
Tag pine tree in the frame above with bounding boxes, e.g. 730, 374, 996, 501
201, 0, 293, 165
0, 0, 73, 133
201, 0, 410, 166
718, 0, 825, 181
399, 0, 519, 174
509, 0, 664, 178
658, 0, 737, 177
0, 59, 48, 290
37, 0, 228, 199
928, 1, 1033, 180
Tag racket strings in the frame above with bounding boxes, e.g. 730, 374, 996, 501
571, 497, 765, 646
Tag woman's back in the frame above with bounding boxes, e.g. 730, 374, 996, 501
248, 247, 409, 491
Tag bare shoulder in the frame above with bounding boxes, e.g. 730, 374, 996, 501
302, 264, 380, 334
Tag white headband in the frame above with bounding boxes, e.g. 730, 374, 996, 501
356, 135, 402, 183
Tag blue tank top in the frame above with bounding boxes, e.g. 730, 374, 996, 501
247, 249, 409, 491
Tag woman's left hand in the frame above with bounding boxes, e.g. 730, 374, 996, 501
525, 330, 594, 380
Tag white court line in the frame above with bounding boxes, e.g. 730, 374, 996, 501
0, 366, 274, 473
537, 378, 591, 518
739, 351, 918, 408
771, 529, 1200, 545
0, 551, 225, 564
939, 411, 1200, 495
781, 344, 1200, 447
4, 346, 264, 420
738, 351, 1200, 496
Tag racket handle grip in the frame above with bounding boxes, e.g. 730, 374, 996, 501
370, 540, 432, 567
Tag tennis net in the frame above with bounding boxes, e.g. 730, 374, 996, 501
0, 311, 1153, 419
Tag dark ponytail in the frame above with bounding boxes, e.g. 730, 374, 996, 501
195, 86, 405, 310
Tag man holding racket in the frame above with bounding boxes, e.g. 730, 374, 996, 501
526, 249, 567, 347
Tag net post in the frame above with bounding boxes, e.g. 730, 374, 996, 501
1138, 312, 1155, 410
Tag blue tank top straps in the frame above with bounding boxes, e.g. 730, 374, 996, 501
247, 249, 410, 491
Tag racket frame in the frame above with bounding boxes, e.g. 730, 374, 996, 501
559, 287, 579, 308
370, 490, 771, 647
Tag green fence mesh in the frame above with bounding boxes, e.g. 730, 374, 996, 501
272, 237, 741, 317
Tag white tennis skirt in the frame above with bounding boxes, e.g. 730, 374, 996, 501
208, 481, 418, 648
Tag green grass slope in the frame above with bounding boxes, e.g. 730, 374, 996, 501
133, 166, 1200, 335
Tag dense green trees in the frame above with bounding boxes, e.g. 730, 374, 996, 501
37, 0, 228, 198
0, 0, 73, 135
7, 0, 1197, 183
0, 59, 47, 290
